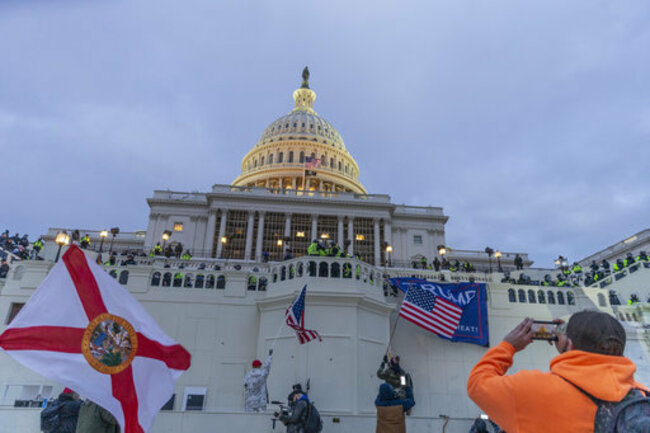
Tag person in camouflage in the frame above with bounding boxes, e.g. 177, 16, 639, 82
244, 349, 273, 412
377, 355, 409, 399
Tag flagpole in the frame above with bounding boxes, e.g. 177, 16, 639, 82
386, 289, 406, 357
269, 310, 287, 352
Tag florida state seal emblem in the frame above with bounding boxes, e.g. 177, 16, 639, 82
82, 313, 138, 374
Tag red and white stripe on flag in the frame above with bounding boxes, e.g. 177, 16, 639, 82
0, 246, 191, 433
400, 296, 463, 338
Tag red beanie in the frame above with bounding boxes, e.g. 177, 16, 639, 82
63, 388, 73, 394
252, 360, 262, 368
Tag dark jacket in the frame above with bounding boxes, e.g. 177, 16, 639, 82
41, 393, 82, 433
279, 396, 309, 433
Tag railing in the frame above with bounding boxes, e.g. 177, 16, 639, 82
267, 256, 383, 289
587, 261, 650, 289
210, 184, 391, 203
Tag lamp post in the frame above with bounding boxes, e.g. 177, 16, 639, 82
161, 230, 172, 249
99, 230, 108, 253
386, 245, 393, 267
55, 232, 70, 263
485, 247, 494, 273
109, 227, 120, 253
220, 236, 228, 259
495, 250, 502, 272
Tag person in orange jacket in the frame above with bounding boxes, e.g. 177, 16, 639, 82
467, 311, 648, 433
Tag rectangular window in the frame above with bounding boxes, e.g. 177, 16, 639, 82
413, 235, 423, 245
183, 387, 206, 411
161, 394, 176, 411
3, 384, 52, 407
6, 303, 25, 324
173, 222, 183, 232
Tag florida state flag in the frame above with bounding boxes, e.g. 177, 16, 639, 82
0, 245, 191, 432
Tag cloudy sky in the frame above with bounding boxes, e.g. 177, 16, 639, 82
0, 0, 648, 266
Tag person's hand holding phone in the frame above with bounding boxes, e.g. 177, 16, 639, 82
504, 317, 534, 352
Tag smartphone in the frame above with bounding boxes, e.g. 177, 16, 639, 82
531, 321, 558, 341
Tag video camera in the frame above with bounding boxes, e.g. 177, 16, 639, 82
270, 400, 288, 430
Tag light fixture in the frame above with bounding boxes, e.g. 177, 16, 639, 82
220, 236, 228, 244
162, 231, 172, 242
100, 230, 108, 238
277, 239, 283, 247
109, 227, 120, 253
296, 231, 305, 238
494, 251, 502, 259
438, 245, 447, 256
54, 232, 70, 262
386, 245, 393, 253
99, 230, 108, 253
355, 234, 365, 241
320, 233, 329, 239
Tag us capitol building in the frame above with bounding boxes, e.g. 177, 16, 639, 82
1, 69, 649, 433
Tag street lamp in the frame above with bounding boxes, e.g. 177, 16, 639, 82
161, 230, 172, 249
55, 232, 70, 263
485, 247, 494, 273
220, 236, 228, 259
495, 250, 502, 272
386, 245, 393, 267
99, 230, 108, 253
437, 245, 447, 257
109, 227, 120, 253
277, 239, 283, 247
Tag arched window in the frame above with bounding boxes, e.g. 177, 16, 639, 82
518, 289, 526, 303
289, 151, 294, 163
206, 274, 215, 289
269, 154, 274, 164
356, 265, 361, 280
109, 270, 118, 279
288, 265, 295, 279
567, 291, 575, 305
597, 293, 607, 307
528, 290, 536, 303
331, 263, 341, 278
308, 261, 317, 277
195, 274, 205, 288
278, 152, 283, 163
254, 159, 258, 168
162, 272, 172, 287
609, 291, 621, 305
343, 263, 352, 279
537, 290, 546, 304
338, 161, 342, 171
273, 273, 278, 283
184, 274, 193, 288
151, 272, 161, 286
557, 292, 565, 305
319, 262, 329, 277
299, 151, 305, 163
259, 277, 267, 291
248, 276, 257, 291
281, 266, 287, 281
330, 158, 334, 168
369, 272, 374, 285
173, 273, 183, 287
547, 291, 555, 304
508, 289, 516, 302
260, 156, 265, 165
297, 262, 303, 277
119, 271, 129, 285
216, 275, 226, 289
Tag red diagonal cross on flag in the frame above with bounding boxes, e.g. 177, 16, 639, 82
0, 246, 191, 433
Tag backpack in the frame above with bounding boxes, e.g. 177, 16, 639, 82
304, 402, 323, 433
40, 399, 63, 433
562, 377, 650, 433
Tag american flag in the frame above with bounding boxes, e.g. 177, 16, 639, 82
286, 285, 322, 344
399, 283, 463, 338
304, 156, 321, 169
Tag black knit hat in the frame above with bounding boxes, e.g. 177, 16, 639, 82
566, 310, 626, 356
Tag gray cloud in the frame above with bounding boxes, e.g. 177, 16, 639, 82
1, 0, 648, 267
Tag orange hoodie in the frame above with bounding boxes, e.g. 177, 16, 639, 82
467, 341, 648, 433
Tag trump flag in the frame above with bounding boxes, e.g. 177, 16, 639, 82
390, 278, 489, 346
0, 245, 191, 432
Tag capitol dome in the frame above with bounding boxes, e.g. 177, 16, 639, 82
232, 68, 367, 194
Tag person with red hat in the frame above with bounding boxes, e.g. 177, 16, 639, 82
244, 349, 274, 412
40, 388, 82, 433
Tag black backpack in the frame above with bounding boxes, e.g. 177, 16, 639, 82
41, 399, 63, 433
304, 401, 323, 433
562, 377, 650, 432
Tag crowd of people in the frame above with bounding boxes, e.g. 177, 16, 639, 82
0, 230, 44, 261
40, 389, 119, 433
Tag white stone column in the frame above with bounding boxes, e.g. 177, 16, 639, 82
348, 218, 354, 256
203, 211, 217, 256
244, 211, 255, 260
216, 210, 228, 259
311, 215, 318, 241
373, 218, 381, 265
255, 212, 265, 261
384, 221, 392, 250
337, 216, 344, 247
284, 213, 292, 238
